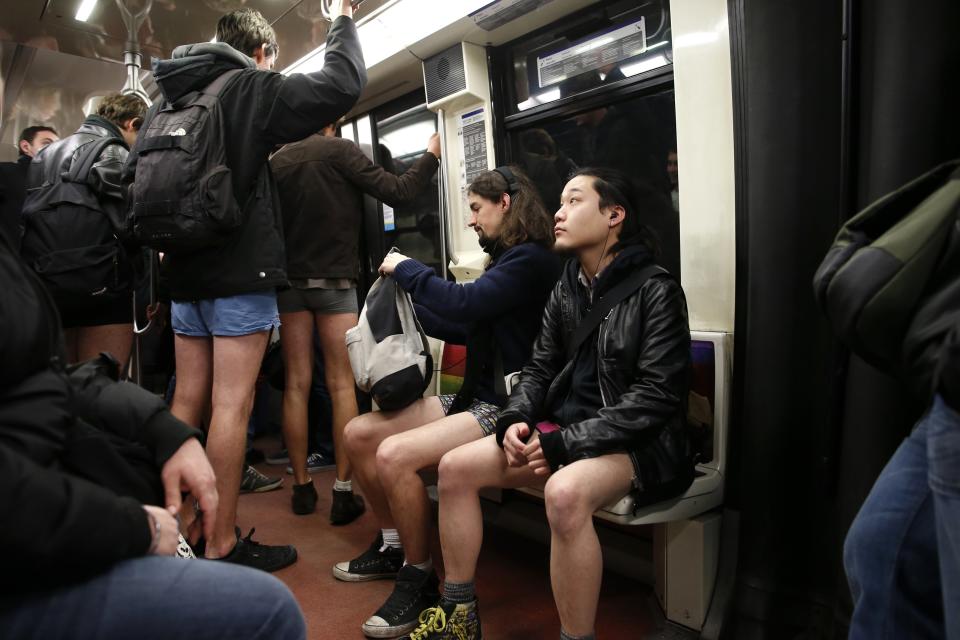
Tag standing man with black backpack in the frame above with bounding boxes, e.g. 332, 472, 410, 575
123, 1, 366, 573
21, 94, 145, 370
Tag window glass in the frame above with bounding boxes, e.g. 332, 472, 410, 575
511, 89, 680, 277
376, 109, 443, 276
509, 0, 672, 113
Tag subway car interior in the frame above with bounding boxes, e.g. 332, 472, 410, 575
1, 0, 958, 639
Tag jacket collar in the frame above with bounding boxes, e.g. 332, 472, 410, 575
77, 115, 126, 143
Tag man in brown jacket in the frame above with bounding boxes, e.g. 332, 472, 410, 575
270, 123, 440, 519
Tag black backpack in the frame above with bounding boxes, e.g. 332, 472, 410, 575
21, 136, 130, 302
129, 69, 247, 252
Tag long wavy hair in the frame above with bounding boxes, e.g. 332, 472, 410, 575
468, 166, 554, 251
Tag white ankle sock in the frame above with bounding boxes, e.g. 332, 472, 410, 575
333, 478, 352, 492
381, 528, 401, 551
403, 558, 432, 572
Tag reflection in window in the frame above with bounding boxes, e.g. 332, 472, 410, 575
510, 0, 672, 113
376, 110, 443, 276
511, 90, 680, 277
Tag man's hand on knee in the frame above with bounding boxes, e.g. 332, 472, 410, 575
161, 438, 219, 541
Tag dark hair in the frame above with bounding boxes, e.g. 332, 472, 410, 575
468, 165, 554, 251
96, 93, 147, 129
216, 8, 278, 58
570, 167, 662, 256
18, 125, 58, 155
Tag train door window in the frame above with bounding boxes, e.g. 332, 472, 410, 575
510, 90, 679, 276
375, 107, 443, 277
500, 0, 679, 277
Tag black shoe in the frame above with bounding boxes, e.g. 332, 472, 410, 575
333, 533, 404, 582
239, 465, 283, 493
292, 480, 318, 515
219, 528, 297, 573
362, 565, 440, 638
330, 488, 366, 525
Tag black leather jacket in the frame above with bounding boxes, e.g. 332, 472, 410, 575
27, 116, 129, 233
496, 246, 694, 506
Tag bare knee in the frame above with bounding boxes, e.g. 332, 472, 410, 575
544, 477, 593, 538
376, 436, 412, 481
344, 414, 382, 460
437, 449, 477, 497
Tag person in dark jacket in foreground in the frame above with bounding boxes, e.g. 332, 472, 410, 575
124, 1, 366, 572
0, 235, 306, 640
269, 123, 440, 520
407, 168, 693, 640
335, 167, 560, 638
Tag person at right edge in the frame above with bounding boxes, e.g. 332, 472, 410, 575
844, 260, 960, 635
124, 1, 366, 572
269, 123, 441, 521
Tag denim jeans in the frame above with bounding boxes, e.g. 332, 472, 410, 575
929, 395, 960, 640
845, 395, 960, 640
0, 556, 306, 640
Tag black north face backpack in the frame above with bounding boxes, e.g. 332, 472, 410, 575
129, 69, 247, 252
21, 136, 130, 302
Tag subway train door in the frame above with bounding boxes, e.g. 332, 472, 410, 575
348, 90, 443, 304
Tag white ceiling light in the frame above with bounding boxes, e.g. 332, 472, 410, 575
75, 0, 98, 22
282, 0, 489, 75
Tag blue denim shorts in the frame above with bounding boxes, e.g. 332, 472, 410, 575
171, 291, 280, 337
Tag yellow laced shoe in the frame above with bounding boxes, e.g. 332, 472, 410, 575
405, 599, 481, 640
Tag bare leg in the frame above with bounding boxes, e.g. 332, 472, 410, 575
314, 312, 359, 483
376, 413, 486, 565
170, 335, 213, 429
279, 311, 314, 486
205, 331, 270, 558
437, 434, 543, 582
545, 454, 634, 636
73, 323, 134, 370
343, 397, 445, 529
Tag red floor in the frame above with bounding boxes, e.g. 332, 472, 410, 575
237, 455, 655, 640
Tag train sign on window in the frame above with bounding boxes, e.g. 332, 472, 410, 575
537, 17, 647, 89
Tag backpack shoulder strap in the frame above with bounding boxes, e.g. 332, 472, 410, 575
201, 68, 245, 98
66, 136, 124, 184
565, 264, 666, 361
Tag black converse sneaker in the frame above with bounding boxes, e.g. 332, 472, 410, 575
220, 528, 298, 573
333, 533, 404, 582
361, 565, 440, 638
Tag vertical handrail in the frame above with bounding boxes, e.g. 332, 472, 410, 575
437, 108, 458, 270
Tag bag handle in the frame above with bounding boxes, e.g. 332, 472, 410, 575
565, 264, 666, 361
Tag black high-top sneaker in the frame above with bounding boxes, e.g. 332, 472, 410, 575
403, 598, 482, 640
361, 565, 440, 637
333, 533, 404, 582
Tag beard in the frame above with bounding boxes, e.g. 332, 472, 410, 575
477, 230, 499, 253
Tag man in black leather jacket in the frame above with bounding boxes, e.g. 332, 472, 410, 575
21, 94, 145, 370
405, 168, 693, 640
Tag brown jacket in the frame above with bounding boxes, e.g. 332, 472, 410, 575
270, 134, 438, 280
